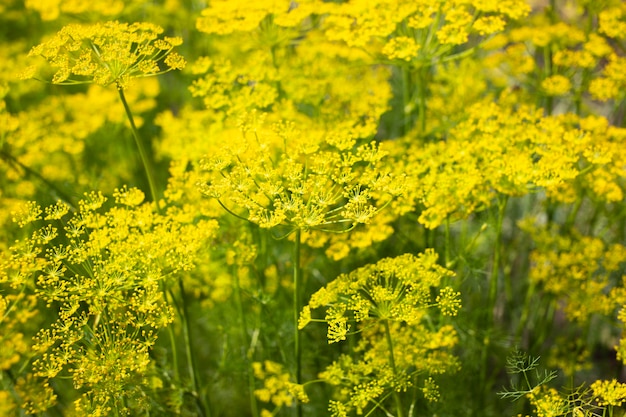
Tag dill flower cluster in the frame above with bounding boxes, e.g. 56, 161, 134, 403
253, 360, 309, 413
199, 111, 401, 236
301, 249, 459, 339
2, 188, 217, 414
520, 220, 626, 324
300, 249, 460, 415
387, 101, 586, 228
5, 0, 626, 416
23, 21, 185, 89
321, 0, 529, 54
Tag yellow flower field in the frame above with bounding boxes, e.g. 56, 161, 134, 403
1, 1, 625, 416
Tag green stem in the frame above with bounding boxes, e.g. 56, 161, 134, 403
167, 321, 180, 383
542, 46, 553, 115
178, 278, 211, 417
565, 195, 583, 229
117, 88, 160, 206
383, 320, 404, 417
417, 68, 427, 134
515, 279, 536, 344
488, 195, 508, 321
480, 195, 508, 406
401, 66, 412, 135
293, 228, 303, 417
444, 217, 451, 268
233, 265, 260, 417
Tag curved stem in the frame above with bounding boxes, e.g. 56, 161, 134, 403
117, 88, 160, 206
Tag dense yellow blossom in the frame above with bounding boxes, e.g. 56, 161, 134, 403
591, 379, 626, 407
1, 188, 218, 413
521, 220, 626, 323
253, 360, 309, 408
302, 250, 458, 339
4, 0, 626, 416
199, 111, 401, 236
23, 21, 185, 89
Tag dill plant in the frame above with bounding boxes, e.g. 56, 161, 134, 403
21, 20, 186, 204
198, 109, 402, 416
2, 1, 626, 417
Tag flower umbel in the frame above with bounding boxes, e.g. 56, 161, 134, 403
302, 249, 458, 341
24, 21, 185, 89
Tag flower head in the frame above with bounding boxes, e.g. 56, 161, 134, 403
302, 249, 458, 342
24, 21, 185, 89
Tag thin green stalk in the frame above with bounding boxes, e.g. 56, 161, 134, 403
565, 196, 583, 229
383, 320, 404, 417
444, 217, 451, 268
167, 322, 180, 383
417, 68, 427, 134
531, 299, 556, 354
293, 228, 303, 417
542, 44, 553, 115
480, 195, 508, 405
488, 195, 508, 320
178, 278, 211, 417
161, 281, 182, 392
233, 265, 260, 417
515, 279, 536, 343
401, 66, 412, 135
117, 88, 159, 205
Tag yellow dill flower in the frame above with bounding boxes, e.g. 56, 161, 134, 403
436, 7, 473, 45
589, 54, 626, 102
113, 185, 145, 206
302, 249, 456, 340
528, 386, 569, 417
11, 201, 41, 227
521, 220, 626, 324
553, 49, 596, 69
591, 379, 626, 407
436, 286, 462, 316
2, 185, 218, 414
389, 101, 583, 228
196, 0, 288, 35
510, 22, 585, 48
318, 320, 459, 416
25, 0, 125, 21
599, 4, 626, 39
253, 360, 309, 407
422, 377, 440, 402
24, 21, 185, 89
584, 33, 613, 58
502, 43, 537, 75
381, 36, 420, 62
14, 374, 57, 414
199, 111, 400, 236
0, 390, 16, 415
43, 201, 70, 220
589, 77, 619, 102
473, 15, 507, 36
541, 75, 572, 96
